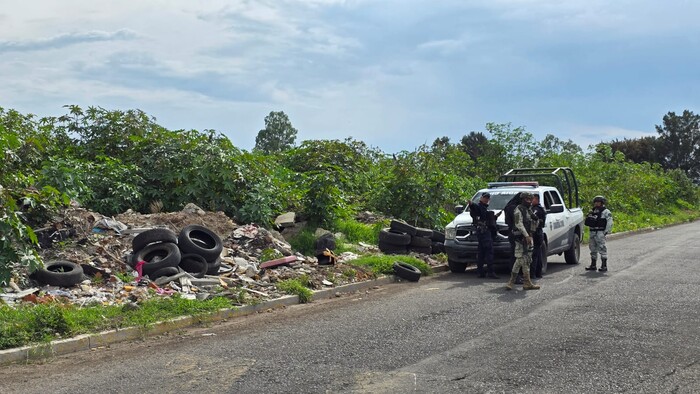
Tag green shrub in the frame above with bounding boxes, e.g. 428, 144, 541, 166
348, 255, 432, 276
277, 276, 313, 303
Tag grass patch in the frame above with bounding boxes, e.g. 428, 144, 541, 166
0, 295, 232, 350
333, 219, 386, 244
288, 229, 317, 256
276, 275, 313, 303
348, 255, 432, 276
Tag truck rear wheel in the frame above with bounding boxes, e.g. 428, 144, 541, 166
565, 234, 580, 264
448, 259, 467, 273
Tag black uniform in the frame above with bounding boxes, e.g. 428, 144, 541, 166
530, 202, 547, 278
469, 201, 497, 278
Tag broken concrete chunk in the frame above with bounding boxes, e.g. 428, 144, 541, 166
274, 212, 296, 228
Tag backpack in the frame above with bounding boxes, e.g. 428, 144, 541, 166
503, 193, 522, 230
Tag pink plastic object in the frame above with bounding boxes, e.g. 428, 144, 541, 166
259, 255, 297, 269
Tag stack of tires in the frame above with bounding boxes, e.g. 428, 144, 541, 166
379, 220, 444, 256
130, 225, 223, 280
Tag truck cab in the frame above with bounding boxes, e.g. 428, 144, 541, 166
444, 167, 584, 274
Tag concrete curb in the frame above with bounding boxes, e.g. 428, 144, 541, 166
1, 267, 447, 366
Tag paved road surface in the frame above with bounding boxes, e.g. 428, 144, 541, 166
1, 221, 699, 393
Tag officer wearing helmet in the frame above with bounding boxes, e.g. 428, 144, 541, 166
584, 195, 613, 272
506, 191, 541, 290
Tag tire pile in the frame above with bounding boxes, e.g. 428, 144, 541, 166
378, 220, 445, 255
129, 225, 223, 280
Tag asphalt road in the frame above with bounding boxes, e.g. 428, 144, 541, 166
2, 221, 699, 394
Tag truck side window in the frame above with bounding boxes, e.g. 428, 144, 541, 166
550, 191, 563, 205
544, 191, 554, 209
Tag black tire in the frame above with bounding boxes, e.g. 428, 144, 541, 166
179, 253, 208, 278
393, 262, 421, 282
378, 240, 408, 255
409, 235, 432, 248
431, 242, 445, 254
431, 230, 445, 243
132, 242, 181, 275
150, 266, 179, 279
448, 259, 467, 273
132, 228, 177, 253
316, 253, 334, 265
415, 227, 433, 238
178, 225, 223, 262
379, 228, 411, 246
314, 233, 336, 254
408, 245, 432, 254
565, 233, 581, 264
35, 260, 84, 287
206, 257, 222, 275
389, 220, 417, 236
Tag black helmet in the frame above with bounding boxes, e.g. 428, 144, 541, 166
593, 195, 606, 204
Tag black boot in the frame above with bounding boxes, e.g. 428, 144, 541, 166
476, 265, 486, 278
585, 258, 597, 271
599, 258, 607, 272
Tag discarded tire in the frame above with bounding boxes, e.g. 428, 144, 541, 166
132, 242, 181, 275
415, 227, 433, 238
408, 245, 432, 255
431, 230, 445, 243
206, 257, 222, 275
35, 260, 84, 287
314, 233, 336, 255
379, 228, 411, 246
179, 253, 208, 278
393, 262, 421, 282
132, 228, 177, 252
178, 225, 223, 262
149, 266, 179, 280
389, 220, 417, 236
409, 235, 432, 248
378, 240, 408, 255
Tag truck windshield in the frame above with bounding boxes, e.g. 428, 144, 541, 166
471, 192, 519, 210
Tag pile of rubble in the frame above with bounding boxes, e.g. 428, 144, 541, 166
1, 205, 443, 307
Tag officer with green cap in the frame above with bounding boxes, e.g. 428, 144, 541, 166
584, 195, 613, 272
506, 191, 540, 290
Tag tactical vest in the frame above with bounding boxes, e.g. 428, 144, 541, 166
585, 208, 607, 230
516, 204, 538, 234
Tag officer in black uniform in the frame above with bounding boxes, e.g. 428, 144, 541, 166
530, 193, 547, 279
469, 192, 499, 279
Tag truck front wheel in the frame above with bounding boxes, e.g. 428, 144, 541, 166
448, 259, 468, 273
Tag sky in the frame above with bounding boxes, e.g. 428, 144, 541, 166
1, 0, 699, 153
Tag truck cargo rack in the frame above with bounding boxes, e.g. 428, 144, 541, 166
498, 167, 580, 208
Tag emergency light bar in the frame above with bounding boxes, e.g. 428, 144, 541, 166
487, 181, 539, 188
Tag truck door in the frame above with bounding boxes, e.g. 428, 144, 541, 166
544, 190, 568, 252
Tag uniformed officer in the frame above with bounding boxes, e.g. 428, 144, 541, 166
585, 195, 613, 272
506, 192, 540, 290
530, 193, 547, 279
469, 192, 499, 279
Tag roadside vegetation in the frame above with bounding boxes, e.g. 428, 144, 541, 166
1, 104, 699, 349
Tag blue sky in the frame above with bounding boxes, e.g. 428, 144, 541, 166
1, 0, 698, 153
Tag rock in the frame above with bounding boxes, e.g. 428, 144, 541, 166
181, 203, 205, 215
274, 212, 296, 228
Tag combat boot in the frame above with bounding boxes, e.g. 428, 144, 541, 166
585, 258, 597, 271
599, 258, 608, 272
522, 273, 540, 290
505, 273, 517, 290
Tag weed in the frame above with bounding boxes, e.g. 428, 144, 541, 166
260, 248, 283, 262
288, 229, 317, 256
277, 277, 313, 303
348, 255, 432, 276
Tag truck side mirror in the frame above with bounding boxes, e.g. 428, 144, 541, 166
549, 204, 564, 213
455, 205, 465, 214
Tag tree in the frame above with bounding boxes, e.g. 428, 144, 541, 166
656, 110, 700, 181
608, 136, 663, 164
254, 111, 298, 154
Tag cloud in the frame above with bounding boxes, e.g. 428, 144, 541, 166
0, 29, 138, 53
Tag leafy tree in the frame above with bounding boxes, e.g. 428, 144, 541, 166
608, 136, 663, 164
254, 111, 298, 154
656, 110, 700, 181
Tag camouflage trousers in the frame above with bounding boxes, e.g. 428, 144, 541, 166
589, 231, 608, 260
511, 240, 532, 275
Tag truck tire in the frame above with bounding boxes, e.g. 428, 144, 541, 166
379, 240, 408, 255
448, 259, 467, 273
132, 242, 181, 275
179, 253, 208, 278
415, 227, 433, 238
35, 260, 84, 287
409, 235, 432, 248
393, 262, 421, 282
178, 225, 223, 262
565, 234, 581, 264
132, 228, 177, 253
378, 228, 411, 246
389, 220, 417, 236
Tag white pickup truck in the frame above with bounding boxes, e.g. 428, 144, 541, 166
444, 167, 584, 273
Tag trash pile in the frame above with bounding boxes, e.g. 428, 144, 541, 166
0, 205, 443, 307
